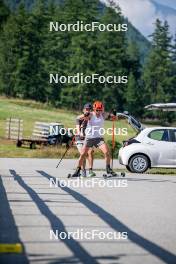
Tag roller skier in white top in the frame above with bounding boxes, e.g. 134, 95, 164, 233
70, 101, 117, 178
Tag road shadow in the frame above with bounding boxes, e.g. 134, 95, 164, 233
10, 170, 100, 264
38, 170, 176, 264
0, 175, 29, 264
28, 253, 124, 264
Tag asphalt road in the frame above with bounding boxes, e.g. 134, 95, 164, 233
0, 158, 176, 264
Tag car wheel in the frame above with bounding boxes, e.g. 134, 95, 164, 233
126, 165, 133, 172
129, 154, 149, 173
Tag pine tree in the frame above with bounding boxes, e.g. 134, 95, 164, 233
170, 33, 176, 101
12, 1, 49, 101
0, 7, 18, 96
0, 0, 10, 29
143, 19, 173, 104
172, 33, 176, 63
44, 0, 70, 106
125, 42, 143, 117
97, 3, 128, 111
125, 73, 138, 114
60, 0, 100, 109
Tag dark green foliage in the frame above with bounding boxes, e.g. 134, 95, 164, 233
0, 0, 10, 28
143, 19, 175, 105
171, 33, 176, 102
97, 4, 127, 111
126, 19, 151, 64
4, 0, 150, 62
107, 139, 122, 158
59, 0, 101, 109
124, 42, 144, 117
0, 0, 175, 119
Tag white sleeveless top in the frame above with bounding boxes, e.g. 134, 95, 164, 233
85, 113, 104, 139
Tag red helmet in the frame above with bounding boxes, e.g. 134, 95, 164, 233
93, 101, 104, 111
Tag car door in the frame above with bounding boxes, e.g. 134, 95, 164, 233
169, 129, 176, 165
117, 112, 144, 132
146, 129, 174, 166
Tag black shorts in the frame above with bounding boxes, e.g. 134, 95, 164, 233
84, 138, 105, 148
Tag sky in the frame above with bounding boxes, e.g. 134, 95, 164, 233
155, 0, 176, 9
101, 0, 176, 38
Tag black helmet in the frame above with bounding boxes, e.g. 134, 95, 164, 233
83, 103, 92, 109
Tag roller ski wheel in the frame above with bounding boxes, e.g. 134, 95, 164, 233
103, 172, 125, 179
121, 172, 126, 177
103, 173, 116, 179
103, 169, 117, 179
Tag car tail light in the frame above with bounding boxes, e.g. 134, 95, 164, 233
123, 139, 140, 147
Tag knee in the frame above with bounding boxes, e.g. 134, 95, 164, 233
80, 152, 86, 159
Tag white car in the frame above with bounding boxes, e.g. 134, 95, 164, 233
118, 114, 176, 173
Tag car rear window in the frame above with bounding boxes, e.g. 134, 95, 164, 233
148, 129, 169, 141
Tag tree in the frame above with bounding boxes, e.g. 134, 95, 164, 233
171, 33, 176, 102
0, 7, 19, 96
0, 0, 10, 29
143, 19, 174, 105
59, 0, 100, 109
125, 42, 143, 117
97, 3, 128, 111
12, 1, 50, 101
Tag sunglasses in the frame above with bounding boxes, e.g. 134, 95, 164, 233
96, 109, 102, 112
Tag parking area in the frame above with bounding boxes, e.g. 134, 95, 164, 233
0, 159, 176, 264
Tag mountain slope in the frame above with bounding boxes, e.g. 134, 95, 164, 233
152, 0, 176, 16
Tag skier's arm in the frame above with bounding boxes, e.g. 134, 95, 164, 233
75, 115, 83, 136
75, 113, 92, 138
104, 109, 117, 121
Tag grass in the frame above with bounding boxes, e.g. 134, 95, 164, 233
0, 98, 175, 175
0, 97, 136, 158
0, 97, 78, 138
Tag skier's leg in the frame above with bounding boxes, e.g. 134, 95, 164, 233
79, 145, 89, 166
87, 148, 93, 169
98, 143, 115, 175
87, 148, 96, 177
76, 140, 86, 177
98, 143, 111, 167
71, 146, 89, 177
81, 158, 87, 177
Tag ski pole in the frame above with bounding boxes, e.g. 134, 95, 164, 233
56, 114, 88, 169
56, 135, 75, 168
111, 117, 115, 169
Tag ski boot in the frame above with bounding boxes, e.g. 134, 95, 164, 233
103, 167, 125, 179
80, 169, 87, 179
68, 167, 81, 178
103, 165, 117, 179
87, 169, 96, 177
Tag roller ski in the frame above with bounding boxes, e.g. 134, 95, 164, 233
67, 173, 81, 178
103, 167, 125, 179
67, 167, 81, 178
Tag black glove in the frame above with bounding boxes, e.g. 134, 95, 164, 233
112, 109, 117, 116
84, 112, 90, 117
